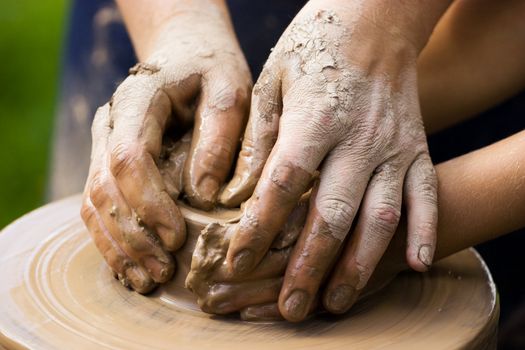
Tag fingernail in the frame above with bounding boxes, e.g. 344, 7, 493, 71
213, 301, 233, 314
219, 176, 243, 206
326, 284, 356, 313
241, 304, 283, 322
126, 266, 154, 294
219, 180, 236, 203
284, 290, 310, 321
418, 244, 433, 268
232, 249, 255, 275
156, 225, 178, 252
197, 175, 220, 202
223, 175, 240, 193
143, 256, 174, 283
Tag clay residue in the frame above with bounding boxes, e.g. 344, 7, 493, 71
281, 10, 340, 75
128, 62, 161, 75
185, 195, 310, 318
158, 131, 192, 200
185, 223, 234, 300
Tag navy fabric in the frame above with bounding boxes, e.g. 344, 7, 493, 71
227, 0, 306, 78
60, 0, 135, 114
53, 1, 524, 347
49, 0, 135, 199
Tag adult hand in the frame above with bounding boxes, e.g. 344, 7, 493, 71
222, 0, 449, 321
186, 195, 310, 321
188, 194, 407, 321
81, 7, 252, 293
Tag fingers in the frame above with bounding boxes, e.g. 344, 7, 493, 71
159, 131, 191, 200
85, 103, 175, 290
109, 75, 191, 252
82, 104, 152, 291
225, 134, 321, 276
219, 66, 282, 207
404, 153, 438, 272
199, 278, 283, 315
241, 297, 319, 321
81, 198, 154, 293
184, 76, 251, 209
88, 169, 175, 285
323, 163, 404, 314
271, 193, 310, 249
240, 303, 283, 321
278, 152, 370, 322
212, 247, 292, 282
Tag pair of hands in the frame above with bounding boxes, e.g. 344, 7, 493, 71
186, 189, 408, 322
82, 0, 439, 321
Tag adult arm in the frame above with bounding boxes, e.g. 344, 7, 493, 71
222, 0, 452, 322
191, 129, 525, 319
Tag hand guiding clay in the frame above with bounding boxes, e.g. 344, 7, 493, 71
222, 0, 445, 322
81, 8, 252, 293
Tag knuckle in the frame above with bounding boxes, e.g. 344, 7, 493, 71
289, 106, 339, 138
240, 209, 260, 231
211, 83, 250, 111
89, 174, 111, 209
199, 136, 234, 170
200, 286, 229, 313
114, 74, 154, 100
317, 195, 356, 237
370, 203, 401, 233
122, 228, 149, 252
110, 143, 144, 178
417, 182, 438, 205
268, 162, 308, 196
80, 200, 95, 225
104, 250, 125, 273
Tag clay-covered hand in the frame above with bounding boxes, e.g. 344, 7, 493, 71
221, 0, 442, 321
187, 193, 408, 321
81, 9, 252, 293
186, 196, 310, 321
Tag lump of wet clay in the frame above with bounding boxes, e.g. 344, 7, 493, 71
160, 134, 396, 321
157, 132, 310, 320
184, 196, 309, 317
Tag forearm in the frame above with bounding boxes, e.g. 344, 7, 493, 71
419, 0, 525, 133
115, 0, 233, 60
379, 129, 525, 275
320, 0, 451, 52
434, 129, 525, 259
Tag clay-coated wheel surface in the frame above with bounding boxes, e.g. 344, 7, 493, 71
0, 196, 498, 350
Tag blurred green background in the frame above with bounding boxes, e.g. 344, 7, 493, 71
0, 1, 68, 228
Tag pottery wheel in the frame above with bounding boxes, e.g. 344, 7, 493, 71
0, 196, 498, 350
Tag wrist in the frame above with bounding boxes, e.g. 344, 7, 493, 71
307, 0, 451, 53
117, 0, 234, 61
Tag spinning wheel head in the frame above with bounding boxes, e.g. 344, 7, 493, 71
0, 196, 498, 349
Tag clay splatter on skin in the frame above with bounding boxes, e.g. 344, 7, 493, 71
81, 0, 255, 295
214, 0, 440, 323
186, 195, 310, 317
128, 62, 161, 75
282, 10, 340, 75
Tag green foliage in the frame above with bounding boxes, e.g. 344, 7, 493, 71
0, 1, 68, 228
